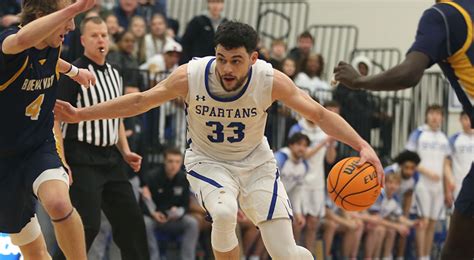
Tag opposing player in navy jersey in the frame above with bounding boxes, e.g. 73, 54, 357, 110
0, 0, 96, 259
334, 0, 474, 258
55, 21, 383, 260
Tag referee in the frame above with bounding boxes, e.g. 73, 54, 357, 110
53, 16, 149, 260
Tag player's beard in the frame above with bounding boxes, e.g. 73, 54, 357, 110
218, 73, 248, 92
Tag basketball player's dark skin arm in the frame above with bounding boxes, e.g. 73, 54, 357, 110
334, 52, 430, 91
54, 65, 189, 123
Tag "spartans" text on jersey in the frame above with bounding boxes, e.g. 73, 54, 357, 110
195, 105, 258, 118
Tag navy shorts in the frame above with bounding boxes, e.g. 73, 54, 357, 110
455, 163, 474, 217
0, 138, 63, 233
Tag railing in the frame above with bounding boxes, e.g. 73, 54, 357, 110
306, 24, 359, 81
256, 0, 309, 50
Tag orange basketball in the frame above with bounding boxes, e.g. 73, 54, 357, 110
327, 157, 381, 211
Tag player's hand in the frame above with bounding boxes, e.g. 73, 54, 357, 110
70, 0, 96, 13
71, 68, 96, 87
153, 211, 168, 223
123, 151, 142, 172
358, 143, 385, 187
444, 191, 454, 208
295, 214, 306, 228
397, 225, 410, 237
333, 61, 362, 89
54, 100, 82, 123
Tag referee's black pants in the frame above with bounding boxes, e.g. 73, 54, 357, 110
53, 141, 149, 260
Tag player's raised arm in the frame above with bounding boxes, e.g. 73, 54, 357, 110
1, 0, 96, 54
272, 69, 384, 185
333, 52, 429, 91
55, 64, 189, 123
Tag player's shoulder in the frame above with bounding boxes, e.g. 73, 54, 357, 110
0, 27, 20, 54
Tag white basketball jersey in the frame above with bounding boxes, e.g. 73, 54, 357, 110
185, 57, 274, 162
449, 131, 474, 188
289, 119, 330, 190
406, 124, 451, 189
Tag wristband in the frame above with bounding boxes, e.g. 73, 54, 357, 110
65, 64, 79, 77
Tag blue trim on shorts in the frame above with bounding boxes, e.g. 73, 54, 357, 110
267, 170, 280, 220
188, 170, 223, 188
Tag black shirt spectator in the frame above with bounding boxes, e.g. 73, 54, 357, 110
179, 0, 227, 64
142, 148, 199, 260
146, 164, 190, 215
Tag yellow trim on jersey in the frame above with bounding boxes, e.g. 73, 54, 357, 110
444, 1, 474, 97
0, 56, 29, 91
55, 44, 62, 80
52, 127, 67, 166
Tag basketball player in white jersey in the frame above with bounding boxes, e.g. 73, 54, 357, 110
405, 104, 450, 259
54, 21, 384, 260
445, 111, 474, 204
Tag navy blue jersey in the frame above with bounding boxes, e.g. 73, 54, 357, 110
0, 27, 61, 154
408, 0, 474, 127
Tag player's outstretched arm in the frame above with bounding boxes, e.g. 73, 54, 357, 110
272, 69, 384, 185
1, 0, 96, 54
333, 51, 430, 91
54, 64, 189, 123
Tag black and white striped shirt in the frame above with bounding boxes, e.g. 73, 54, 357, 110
58, 55, 123, 147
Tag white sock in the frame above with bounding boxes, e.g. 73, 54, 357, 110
248, 256, 260, 260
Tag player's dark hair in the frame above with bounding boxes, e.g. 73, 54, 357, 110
164, 147, 182, 159
214, 21, 258, 53
425, 104, 443, 116
21, 0, 66, 25
460, 110, 468, 118
288, 133, 310, 146
80, 16, 105, 34
394, 150, 421, 165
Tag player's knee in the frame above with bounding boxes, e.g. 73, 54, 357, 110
209, 200, 238, 252
211, 202, 237, 230
42, 197, 72, 220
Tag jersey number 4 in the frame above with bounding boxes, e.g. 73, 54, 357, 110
206, 121, 245, 143
25, 94, 45, 120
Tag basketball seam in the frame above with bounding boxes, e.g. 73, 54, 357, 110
328, 157, 352, 194
341, 198, 374, 208
340, 184, 379, 210
335, 164, 373, 203
341, 183, 379, 202
331, 182, 379, 210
